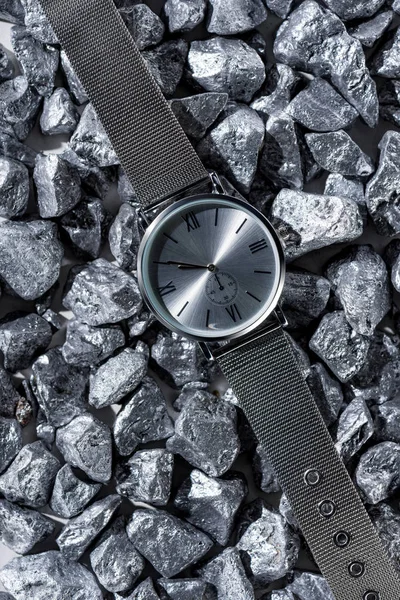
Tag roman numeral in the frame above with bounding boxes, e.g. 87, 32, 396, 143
249, 238, 268, 254
157, 281, 176, 297
225, 303, 242, 322
206, 309, 210, 327
182, 211, 200, 232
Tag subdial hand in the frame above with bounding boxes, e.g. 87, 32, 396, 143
214, 273, 224, 290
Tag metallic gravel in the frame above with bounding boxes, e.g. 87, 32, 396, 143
0, 417, 22, 474
0, 156, 29, 218
170, 92, 228, 141
164, 0, 206, 32
49, 463, 101, 518
0, 498, 54, 554
40, 87, 79, 135
199, 547, 255, 600
62, 320, 125, 367
0, 312, 52, 372
142, 40, 188, 97
207, 0, 267, 35
356, 441, 400, 504
109, 203, 141, 270
335, 397, 374, 462
0, 75, 42, 140
69, 103, 119, 167
119, 3, 164, 50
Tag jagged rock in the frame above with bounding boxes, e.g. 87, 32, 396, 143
62, 320, 125, 367
0, 156, 29, 218
335, 397, 374, 462
0, 312, 52, 372
324, 173, 366, 220
0, 130, 37, 168
350, 10, 393, 47
306, 363, 343, 426
116, 449, 174, 506
69, 103, 119, 167
50, 464, 101, 518
0, 417, 22, 474
251, 63, 300, 120
252, 445, 280, 494
370, 503, 400, 574
109, 203, 141, 270
142, 40, 188, 97
356, 441, 400, 504
119, 3, 164, 49
281, 270, 330, 328
372, 26, 400, 78
20, 0, 57, 43
286, 571, 334, 600
0, 75, 42, 140
40, 87, 79, 135
60, 50, 88, 105
169, 92, 228, 140
207, 0, 267, 35
0, 499, 54, 554
198, 547, 254, 600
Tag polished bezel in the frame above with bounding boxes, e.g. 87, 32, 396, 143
137, 193, 286, 343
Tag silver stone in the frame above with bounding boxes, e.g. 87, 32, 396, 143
115, 578, 159, 600
384, 239, 400, 292
31, 347, 88, 427
0, 441, 60, 508
306, 363, 343, 427
63, 258, 142, 326
253, 444, 280, 494
0, 368, 22, 419
89, 345, 148, 409
119, 4, 164, 50
350, 10, 393, 47
0, 593, 15, 600
370, 503, 400, 574
165, 0, 206, 32
324, 173, 366, 221
167, 392, 239, 477
285, 333, 311, 379
109, 203, 141, 271
207, 0, 267, 35
236, 499, 300, 587
324, 0, 385, 19
174, 468, 247, 545
366, 130, 400, 236
113, 376, 174, 456
325, 245, 391, 336
286, 571, 334, 600
116, 448, 174, 506
0, 130, 37, 168
373, 398, 400, 444
0, 156, 29, 218
287, 79, 358, 132
11, 26, 58, 97
0, 499, 54, 554
169, 92, 228, 141
281, 270, 331, 328
34, 153, 81, 218
20, 0, 57, 43
0, 417, 22, 474
187, 38, 265, 103
356, 442, 400, 504
274, 0, 379, 127
0, 75, 42, 140
56, 413, 112, 483
372, 26, 400, 78
158, 578, 214, 600
90, 516, 144, 593
0, 0, 24, 24
379, 80, 400, 127
50, 464, 101, 518
306, 130, 374, 179
127, 306, 156, 337
60, 50, 88, 105
57, 494, 121, 561
335, 397, 374, 462
251, 63, 300, 120
263, 591, 296, 600
0, 44, 13, 82
36, 409, 55, 450
15, 379, 32, 424
278, 494, 299, 532
118, 167, 138, 205
309, 311, 370, 382
197, 103, 264, 194
127, 508, 213, 577
271, 190, 363, 261
40, 87, 79, 135
142, 40, 188, 97
60, 197, 111, 259
0, 313, 52, 372
69, 103, 119, 167
198, 547, 254, 600
62, 319, 125, 367
61, 146, 113, 200
0, 551, 103, 600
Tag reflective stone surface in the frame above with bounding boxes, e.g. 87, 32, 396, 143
199, 547, 254, 600
356, 441, 400, 504
0, 312, 52, 372
109, 203, 141, 271
119, 3, 164, 50
207, 0, 267, 35
0, 75, 42, 140
0, 499, 54, 554
335, 397, 374, 462
40, 87, 79, 135
69, 103, 118, 167
0, 156, 29, 218
142, 40, 188, 97
62, 320, 125, 367
0, 417, 22, 474
49, 464, 101, 518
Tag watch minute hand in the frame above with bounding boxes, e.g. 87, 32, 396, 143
167, 261, 209, 269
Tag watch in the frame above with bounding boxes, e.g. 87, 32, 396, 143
39, 1, 400, 598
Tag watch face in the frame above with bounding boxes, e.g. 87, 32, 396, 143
138, 194, 285, 342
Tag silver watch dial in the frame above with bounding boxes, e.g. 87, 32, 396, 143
138, 194, 285, 341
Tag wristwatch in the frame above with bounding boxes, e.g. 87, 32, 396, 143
39, 1, 400, 599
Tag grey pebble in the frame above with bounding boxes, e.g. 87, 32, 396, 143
0, 498, 54, 554
286, 571, 334, 600
264, 591, 296, 600
113, 376, 174, 456
60, 49, 88, 105
40, 87, 79, 135
36, 409, 55, 450
306, 130, 374, 179
0, 441, 60, 508
264, 0, 293, 18
0, 0, 24, 24
384, 239, 400, 292
57, 494, 121, 561
372, 26, 400, 78
0, 312, 52, 372
0, 551, 103, 600
335, 397, 374, 462
0, 156, 29, 218
379, 80, 400, 127
20, 0, 57, 43
207, 0, 267, 35
309, 311, 370, 382
350, 10, 393, 47
127, 508, 213, 577
69, 103, 119, 167
187, 37, 265, 103
62, 319, 125, 367
166, 391, 240, 477
287, 79, 358, 132
115, 578, 160, 600
307, 363, 343, 427
60, 197, 111, 259
0, 44, 13, 82
116, 448, 174, 506
50, 464, 101, 518
31, 347, 88, 427
271, 190, 363, 261
109, 203, 141, 270
281, 270, 330, 329
274, 0, 378, 127
278, 494, 299, 532
142, 40, 188, 97
174, 468, 247, 545
0, 75, 42, 140
14, 379, 31, 424
169, 92, 228, 141
356, 442, 400, 504
164, 0, 206, 32
63, 258, 142, 326
0, 130, 37, 168
373, 398, 400, 444
366, 130, 400, 236
324, 0, 385, 19
89, 345, 148, 409
251, 63, 300, 120
236, 499, 299, 587
370, 503, 400, 574
56, 413, 112, 483
33, 153, 81, 218
61, 146, 113, 200
158, 578, 214, 600
324, 173, 366, 221
0, 417, 22, 474
252, 444, 280, 494
119, 3, 164, 50
11, 25, 58, 97
127, 306, 155, 337
118, 167, 139, 205
197, 103, 264, 194
198, 547, 254, 600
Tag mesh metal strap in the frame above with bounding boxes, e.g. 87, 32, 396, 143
40, 0, 209, 207
218, 327, 400, 600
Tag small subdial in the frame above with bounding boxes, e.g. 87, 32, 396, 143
205, 271, 238, 306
